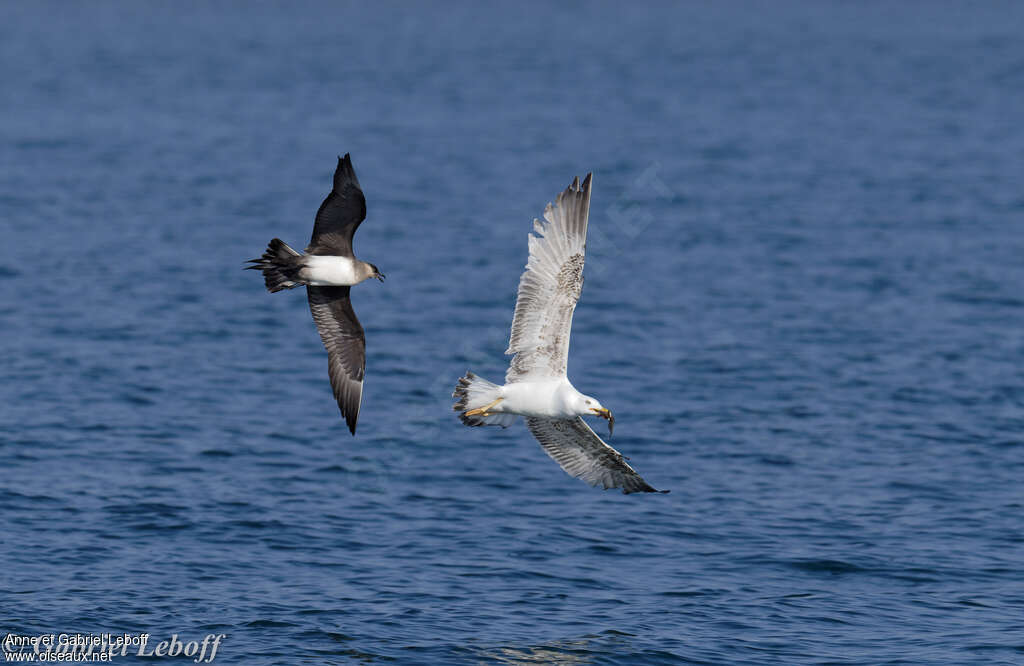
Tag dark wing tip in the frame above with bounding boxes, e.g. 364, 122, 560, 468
581, 173, 593, 215
333, 152, 361, 193
335, 380, 360, 435
560, 172, 593, 202
623, 482, 669, 495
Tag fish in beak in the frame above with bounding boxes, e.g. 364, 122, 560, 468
590, 407, 614, 436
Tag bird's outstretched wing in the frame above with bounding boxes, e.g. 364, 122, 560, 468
307, 286, 365, 434
308, 154, 367, 257
505, 174, 591, 383
524, 416, 666, 494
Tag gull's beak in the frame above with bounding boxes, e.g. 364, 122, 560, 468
590, 407, 614, 436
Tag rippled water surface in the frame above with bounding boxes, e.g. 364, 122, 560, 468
3, 2, 1024, 664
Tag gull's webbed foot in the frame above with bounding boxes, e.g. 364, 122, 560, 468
465, 397, 504, 417
590, 407, 615, 436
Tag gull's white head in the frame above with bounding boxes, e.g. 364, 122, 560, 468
574, 393, 615, 436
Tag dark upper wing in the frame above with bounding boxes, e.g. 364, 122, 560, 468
307, 154, 367, 257
524, 416, 667, 494
307, 286, 365, 435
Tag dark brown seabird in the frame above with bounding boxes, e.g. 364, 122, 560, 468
247, 154, 384, 434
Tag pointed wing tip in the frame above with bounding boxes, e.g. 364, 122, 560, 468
340, 399, 358, 435
337, 395, 359, 435
330, 152, 362, 195
336, 153, 354, 174
339, 383, 363, 436
555, 173, 590, 205
622, 484, 669, 495
563, 172, 593, 198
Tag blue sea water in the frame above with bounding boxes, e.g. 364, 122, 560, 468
3, 2, 1024, 663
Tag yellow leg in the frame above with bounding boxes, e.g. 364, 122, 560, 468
464, 397, 504, 417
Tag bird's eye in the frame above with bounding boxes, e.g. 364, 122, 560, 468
586, 400, 592, 405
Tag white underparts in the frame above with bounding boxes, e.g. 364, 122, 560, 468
495, 379, 583, 419
301, 255, 362, 286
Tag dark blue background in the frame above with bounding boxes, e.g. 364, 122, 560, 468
3, 2, 1023, 663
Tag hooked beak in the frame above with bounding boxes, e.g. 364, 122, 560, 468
590, 407, 614, 436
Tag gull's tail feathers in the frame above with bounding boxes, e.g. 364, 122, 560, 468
452, 372, 516, 427
246, 238, 305, 292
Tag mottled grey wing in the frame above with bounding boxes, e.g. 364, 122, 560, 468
505, 174, 592, 383
307, 286, 365, 435
307, 154, 367, 257
524, 416, 666, 494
